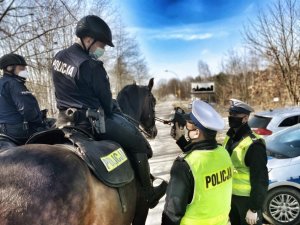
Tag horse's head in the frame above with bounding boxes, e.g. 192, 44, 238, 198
139, 78, 157, 139
117, 78, 157, 139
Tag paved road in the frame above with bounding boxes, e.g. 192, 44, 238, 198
146, 100, 181, 225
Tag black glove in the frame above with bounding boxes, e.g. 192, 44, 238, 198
171, 122, 185, 140
112, 99, 123, 114
41, 109, 48, 120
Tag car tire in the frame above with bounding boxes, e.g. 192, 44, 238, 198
263, 187, 300, 225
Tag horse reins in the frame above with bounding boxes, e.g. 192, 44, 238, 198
122, 113, 153, 138
155, 117, 172, 125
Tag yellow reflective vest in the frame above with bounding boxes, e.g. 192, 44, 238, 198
180, 146, 233, 225
223, 133, 262, 196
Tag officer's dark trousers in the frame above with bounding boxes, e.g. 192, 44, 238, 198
97, 113, 153, 158
58, 112, 153, 158
0, 123, 29, 144
230, 195, 263, 225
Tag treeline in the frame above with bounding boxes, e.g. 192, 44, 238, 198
155, 0, 300, 107
0, 0, 150, 115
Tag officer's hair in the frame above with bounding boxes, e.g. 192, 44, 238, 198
202, 130, 217, 141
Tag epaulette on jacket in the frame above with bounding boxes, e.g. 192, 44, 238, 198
177, 152, 188, 161
249, 132, 265, 145
177, 150, 194, 161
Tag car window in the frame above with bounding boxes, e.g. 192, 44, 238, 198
279, 116, 300, 127
248, 115, 272, 128
277, 128, 300, 157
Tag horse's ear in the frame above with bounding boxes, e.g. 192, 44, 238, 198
148, 78, 154, 91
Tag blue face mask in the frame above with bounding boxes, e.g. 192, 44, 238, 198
90, 47, 105, 60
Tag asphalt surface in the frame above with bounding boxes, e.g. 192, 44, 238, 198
146, 100, 181, 225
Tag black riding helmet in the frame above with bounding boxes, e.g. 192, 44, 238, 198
76, 15, 114, 47
0, 53, 27, 69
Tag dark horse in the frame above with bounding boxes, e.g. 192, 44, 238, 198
117, 78, 157, 139
0, 79, 157, 225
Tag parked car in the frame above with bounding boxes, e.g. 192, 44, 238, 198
263, 124, 300, 225
248, 107, 300, 138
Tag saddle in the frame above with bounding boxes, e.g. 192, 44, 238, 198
0, 133, 20, 151
26, 127, 134, 188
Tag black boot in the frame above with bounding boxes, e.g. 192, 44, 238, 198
133, 153, 168, 209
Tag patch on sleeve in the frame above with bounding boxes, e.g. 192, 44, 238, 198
21, 91, 33, 95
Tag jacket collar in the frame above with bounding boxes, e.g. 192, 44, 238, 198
183, 139, 218, 153
3, 73, 26, 83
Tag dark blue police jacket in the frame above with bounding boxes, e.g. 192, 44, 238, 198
0, 73, 43, 125
52, 43, 113, 116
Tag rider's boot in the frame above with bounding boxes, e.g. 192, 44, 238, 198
133, 153, 168, 209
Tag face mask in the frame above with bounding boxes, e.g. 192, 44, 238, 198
18, 70, 29, 79
90, 47, 105, 60
228, 116, 244, 128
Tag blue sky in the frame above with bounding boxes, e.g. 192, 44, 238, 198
111, 0, 271, 81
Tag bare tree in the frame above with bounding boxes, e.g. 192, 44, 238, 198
109, 17, 149, 93
0, 0, 115, 114
197, 59, 211, 79
244, 0, 300, 104
132, 57, 150, 85
223, 49, 251, 101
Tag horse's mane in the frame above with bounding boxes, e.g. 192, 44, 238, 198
117, 84, 143, 119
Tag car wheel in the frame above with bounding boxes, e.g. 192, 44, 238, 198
263, 187, 300, 225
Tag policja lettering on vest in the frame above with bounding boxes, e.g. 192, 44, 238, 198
52, 59, 75, 77
161, 100, 233, 225
205, 166, 232, 189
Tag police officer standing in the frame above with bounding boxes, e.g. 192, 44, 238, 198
51, 15, 167, 208
223, 99, 268, 225
162, 100, 233, 225
0, 53, 45, 144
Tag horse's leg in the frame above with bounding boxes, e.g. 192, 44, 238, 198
132, 182, 149, 225
89, 174, 137, 225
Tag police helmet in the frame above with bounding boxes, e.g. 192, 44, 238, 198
76, 15, 114, 47
0, 53, 27, 69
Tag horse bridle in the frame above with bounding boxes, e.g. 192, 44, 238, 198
122, 113, 153, 138
154, 117, 172, 125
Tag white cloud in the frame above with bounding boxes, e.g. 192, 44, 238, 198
127, 25, 215, 41
152, 32, 213, 41
200, 49, 210, 55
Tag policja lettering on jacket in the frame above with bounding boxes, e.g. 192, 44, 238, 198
52, 59, 75, 77
205, 166, 232, 189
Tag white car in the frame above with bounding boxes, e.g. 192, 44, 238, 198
248, 107, 300, 138
263, 124, 300, 225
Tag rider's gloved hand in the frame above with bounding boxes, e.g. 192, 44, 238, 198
112, 99, 123, 114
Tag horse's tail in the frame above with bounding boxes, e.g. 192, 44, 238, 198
0, 144, 94, 225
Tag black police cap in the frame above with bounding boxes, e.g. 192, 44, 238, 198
0, 53, 27, 69
76, 15, 114, 47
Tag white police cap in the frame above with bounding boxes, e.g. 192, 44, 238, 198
189, 100, 224, 131
229, 98, 254, 115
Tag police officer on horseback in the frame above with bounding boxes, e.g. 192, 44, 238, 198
51, 15, 167, 208
0, 53, 45, 144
